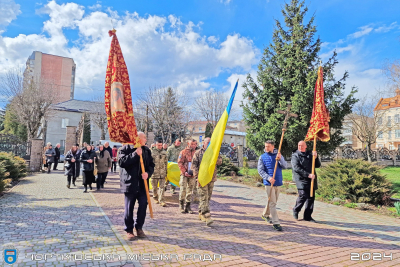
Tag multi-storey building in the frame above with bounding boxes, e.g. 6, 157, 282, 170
374, 89, 400, 150
24, 51, 76, 103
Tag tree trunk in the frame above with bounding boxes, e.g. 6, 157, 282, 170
101, 127, 106, 140
366, 144, 371, 162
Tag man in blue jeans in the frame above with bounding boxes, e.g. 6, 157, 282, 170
258, 140, 287, 231
118, 132, 155, 239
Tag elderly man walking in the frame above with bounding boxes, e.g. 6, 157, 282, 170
192, 137, 222, 226
292, 140, 321, 222
119, 132, 155, 239
258, 140, 287, 231
53, 143, 61, 170
166, 138, 184, 194
178, 139, 197, 213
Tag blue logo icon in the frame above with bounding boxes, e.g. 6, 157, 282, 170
4, 249, 17, 264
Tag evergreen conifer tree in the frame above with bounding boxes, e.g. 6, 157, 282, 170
242, 0, 358, 157
83, 113, 91, 144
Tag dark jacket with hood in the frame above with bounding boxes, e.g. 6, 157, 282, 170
118, 144, 155, 194
291, 150, 321, 190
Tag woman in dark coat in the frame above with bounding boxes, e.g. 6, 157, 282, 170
80, 145, 96, 193
65, 145, 80, 188
95, 145, 112, 190
45, 143, 56, 174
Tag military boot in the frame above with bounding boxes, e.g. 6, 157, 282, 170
185, 202, 193, 214
179, 200, 185, 213
205, 213, 213, 226
199, 213, 206, 222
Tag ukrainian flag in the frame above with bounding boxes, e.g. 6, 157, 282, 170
198, 79, 239, 187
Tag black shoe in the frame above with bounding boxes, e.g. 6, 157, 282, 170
83, 189, 87, 193
89, 185, 93, 190
293, 211, 299, 220
304, 217, 317, 223
273, 224, 283, 231
67, 184, 70, 188
73, 183, 76, 186
101, 185, 104, 188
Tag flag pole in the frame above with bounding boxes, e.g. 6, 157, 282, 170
134, 138, 154, 219
310, 135, 317, 197
267, 128, 285, 203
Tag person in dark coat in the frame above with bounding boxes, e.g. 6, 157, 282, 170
65, 145, 80, 188
53, 143, 61, 170
45, 143, 56, 173
292, 140, 321, 222
119, 132, 155, 239
75, 143, 82, 178
80, 145, 96, 193
104, 142, 113, 159
95, 145, 112, 190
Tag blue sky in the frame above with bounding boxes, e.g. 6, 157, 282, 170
1, 0, 400, 111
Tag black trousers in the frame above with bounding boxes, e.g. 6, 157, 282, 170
47, 163, 52, 173
67, 175, 76, 185
96, 172, 108, 189
53, 158, 59, 170
293, 188, 315, 220
112, 162, 117, 172
124, 191, 148, 233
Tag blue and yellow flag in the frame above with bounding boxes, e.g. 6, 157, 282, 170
198, 79, 239, 187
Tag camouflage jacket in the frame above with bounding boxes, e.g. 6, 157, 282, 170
151, 148, 168, 179
167, 144, 184, 162
192, 147, 222, 182
177, 147, 196, 176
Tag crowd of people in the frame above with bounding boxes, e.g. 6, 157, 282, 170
42, 134, 320, 239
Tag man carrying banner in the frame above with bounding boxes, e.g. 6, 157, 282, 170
178, 139, 197, 213
192, 137, 222, 226
119, 132, 155, 239
166, 138, 184, 194
151, 140, 168, 207
292, 140, 320, 222
258, 140, 287, 231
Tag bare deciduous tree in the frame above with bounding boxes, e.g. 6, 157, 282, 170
0, 68, 57, 141
345, 96, 390, 162
382, 59, 400, 96
138, 87, 191, 144
89, 96, 108, 140
193, 91, 231, 134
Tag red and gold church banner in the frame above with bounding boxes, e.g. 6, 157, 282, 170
305, 66, 330, 142
105, 29, 138, 144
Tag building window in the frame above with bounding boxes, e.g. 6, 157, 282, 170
396, 129, 400, 138
395, 114, 400, 124
61, 118, 69, 128
388, 131, 392, 139
377, 131, 383, 139
387, 116, 391, 126
378, 144, 384, 148
377, 117, 382, 125
389, 144, 394, 150
199, 127, 202, 131
60, 140, 65, 148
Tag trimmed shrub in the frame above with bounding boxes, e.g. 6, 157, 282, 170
217, 155, 240, 176
318, 159, 393, 205
0, 152, 27, 181
0, 161, 8, 194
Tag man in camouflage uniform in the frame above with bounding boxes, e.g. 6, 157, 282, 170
166, 138, 184, 194
151, 140, 168, 207
177, 139, 197, 213
192, 137, 222, 226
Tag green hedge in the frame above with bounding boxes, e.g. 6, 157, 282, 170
318, 159, 393, 205
0, 161, 7, 194
0, 152, 27, 182
217, 155, 240, 176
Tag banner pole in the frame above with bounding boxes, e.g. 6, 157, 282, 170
310, 135, 317, 197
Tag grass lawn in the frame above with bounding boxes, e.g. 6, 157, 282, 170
380, 166, 400, 199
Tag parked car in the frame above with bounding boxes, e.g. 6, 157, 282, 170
58, 154, 65, 163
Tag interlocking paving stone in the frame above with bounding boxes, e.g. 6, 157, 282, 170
0, 172, 140, 267
2, 171, 400, 267
93, 173, 400, 266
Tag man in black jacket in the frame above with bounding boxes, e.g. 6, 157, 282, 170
119, 132, 155, 239
291, 140, 321, 222
53, 143, 61, 170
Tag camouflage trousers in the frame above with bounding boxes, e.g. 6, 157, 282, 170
198, 181, 215, 215
151, 178, 166, 203
179, 175, 196, 203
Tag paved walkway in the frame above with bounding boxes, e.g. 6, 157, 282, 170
1, 171, 399, 267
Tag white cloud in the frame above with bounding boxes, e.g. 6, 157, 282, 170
88, 1, 102, 11
0, 0, 259, 100
0, 0, 21, 29
348, 25, 373, 39
375, 22, 399, 33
